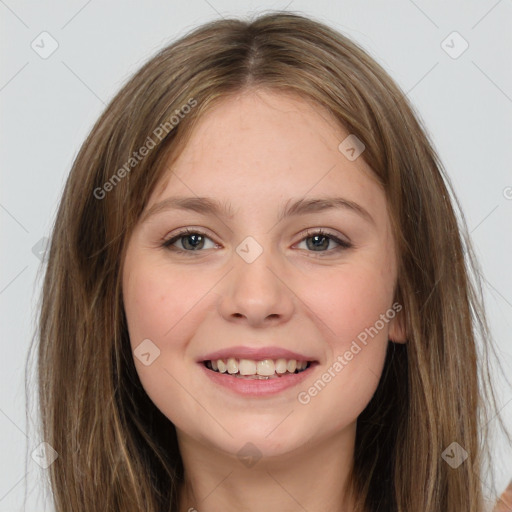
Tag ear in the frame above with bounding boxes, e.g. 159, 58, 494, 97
388, 306, 407, 344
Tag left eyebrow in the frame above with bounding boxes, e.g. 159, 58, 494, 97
140, 195, 375, 225
278, 197, 375, 225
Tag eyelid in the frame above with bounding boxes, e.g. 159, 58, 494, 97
161, 227, 219, 249
294, 228, 353, 254
298, 227, 351, 246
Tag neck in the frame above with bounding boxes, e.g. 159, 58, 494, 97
177, 424, 357, 512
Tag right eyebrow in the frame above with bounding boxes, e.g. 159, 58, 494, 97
140, 196, 236, 223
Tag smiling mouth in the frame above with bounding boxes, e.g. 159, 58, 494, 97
203, 358, 315, 380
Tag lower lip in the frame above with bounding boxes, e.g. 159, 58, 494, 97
198, 362, 317, 397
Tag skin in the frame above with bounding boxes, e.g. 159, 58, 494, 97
122, 88, 406, 512
495, 481, 512, 511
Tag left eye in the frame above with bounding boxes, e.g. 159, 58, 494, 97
296, 229, 351, 252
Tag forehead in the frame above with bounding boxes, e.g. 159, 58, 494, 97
149, 89, 385, 221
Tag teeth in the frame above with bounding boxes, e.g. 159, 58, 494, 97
275, 358, 288, 374
257, 359, 275, 376
239, 359, 257, 375
206, 357, 311, 377
226, 357, 238, 374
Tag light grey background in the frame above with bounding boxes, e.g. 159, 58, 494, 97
1, 0, 511, 510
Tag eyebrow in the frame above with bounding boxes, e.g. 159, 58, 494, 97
141, 196, 375, 225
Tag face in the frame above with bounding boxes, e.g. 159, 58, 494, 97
122, 88, 405, 459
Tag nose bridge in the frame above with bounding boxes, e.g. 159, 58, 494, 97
218, 234, 294, 325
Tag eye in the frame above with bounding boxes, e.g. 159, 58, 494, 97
162, 229, 218, 253
295, 229, 352, 254
161, 228, 352, 255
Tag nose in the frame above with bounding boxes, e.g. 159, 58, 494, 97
217, 242, 295, 328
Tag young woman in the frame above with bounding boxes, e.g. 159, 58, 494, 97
34, 11, 511, 512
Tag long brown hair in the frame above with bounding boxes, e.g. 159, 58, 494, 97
29, 11, 510, 511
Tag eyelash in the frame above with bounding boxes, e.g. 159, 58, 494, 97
161, 228, 352, 256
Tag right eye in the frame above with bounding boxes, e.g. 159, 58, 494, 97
161, 228, 219, 253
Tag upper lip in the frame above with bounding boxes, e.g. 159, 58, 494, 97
198, 345, 317, 363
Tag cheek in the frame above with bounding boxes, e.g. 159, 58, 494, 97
123, 269, 171, 345
122, 258, 217, 426
123, 258, 213, 345
301, 262, 396, 347
292, 264, 394, 422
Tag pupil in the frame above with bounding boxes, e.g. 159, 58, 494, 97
307, 235, 328, 251
183, 234, 203, 250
